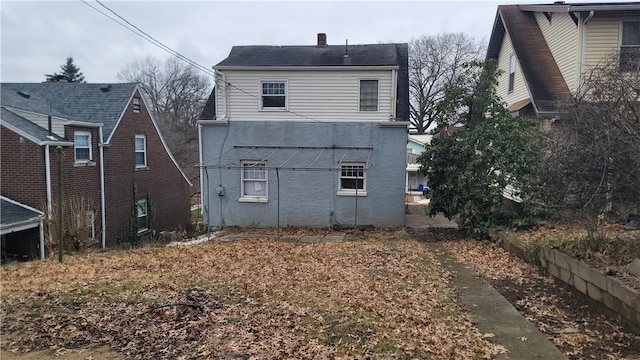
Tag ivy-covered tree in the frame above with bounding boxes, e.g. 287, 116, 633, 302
418, 60, 542, 237
54, 56, 86, 83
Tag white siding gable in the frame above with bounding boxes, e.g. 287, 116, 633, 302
535, 12, 580, 94
496, 32, 530, 106
215, 69, 396, 122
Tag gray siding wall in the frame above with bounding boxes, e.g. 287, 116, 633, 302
200, 120, 407, 228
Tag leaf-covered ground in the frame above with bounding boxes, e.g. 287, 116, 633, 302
1, 230, 503, 359
444, 239, 640, 360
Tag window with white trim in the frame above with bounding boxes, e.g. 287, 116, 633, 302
76, 210, 95, 241
621, 20, 640, 72
261, 81, 287, 109
359, 80, 378, 111
137, 199, 148, 232
508, 54, 516, 93
240, 161, 267, 201
135, 135, 147, 168
133, 97, 141, 113
338, 163, 367, 196
74, 131, 91, 163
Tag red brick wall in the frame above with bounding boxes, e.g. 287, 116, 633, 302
103, 90, 191, 245
1, 126, 48, 210
1, 124, 102, 240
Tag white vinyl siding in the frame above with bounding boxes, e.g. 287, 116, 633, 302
496, 32, 530, 106
535, 12, 580, 93
216, 69, 394, 121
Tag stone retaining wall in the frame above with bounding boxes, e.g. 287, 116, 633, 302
492, 230, 640, 333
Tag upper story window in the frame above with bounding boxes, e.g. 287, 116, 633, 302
359, 80, 378, 111
508, 54, 516, 93
337, 163, 367, 196
240, 161, 268, 202
135, 135, 147, 168
133, 97, 141, 113
620, 20, 640, 72
261, 81, 287, 109
74, 131, 91, 163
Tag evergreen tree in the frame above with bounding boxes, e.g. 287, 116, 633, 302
55, 56, 86, 82
418, 60, 542, 237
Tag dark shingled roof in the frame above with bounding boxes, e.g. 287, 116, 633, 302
1, 108, 66, 143
1, 83, 138, 142
199, 87, 216, 120
0, 197, 41, 230
487, 5, 571, 115
204, 43, 410, 122
215, 44, 404, 68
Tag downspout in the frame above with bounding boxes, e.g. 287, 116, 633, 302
198, 122, 205, 229
390, 68, 398, 121
99, 126, 107, 248
579, 10, 595, 94
45, 145, 52, 217
39, 217, 45, 259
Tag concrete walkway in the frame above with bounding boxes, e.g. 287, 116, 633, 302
405, 204, 566, 359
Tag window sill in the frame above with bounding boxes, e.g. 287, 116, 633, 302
239, 197, 268, 203
259, 107, 288, 111
137, 228, 149, 234
336, 190, 367, 197
74, 161, 96, 167
135, 166, 149, 171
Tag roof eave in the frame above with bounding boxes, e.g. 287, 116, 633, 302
214, 65, 400, 71
519, 4, 640, 12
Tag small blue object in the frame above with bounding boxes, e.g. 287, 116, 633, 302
418, 184, 424, 191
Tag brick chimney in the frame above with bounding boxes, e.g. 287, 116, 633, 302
317, 33, 327, 48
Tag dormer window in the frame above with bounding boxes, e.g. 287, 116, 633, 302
359, 80, 378, 111
260, 81, 287, 109
133, 97, 141, 113
74, 131, 91, 163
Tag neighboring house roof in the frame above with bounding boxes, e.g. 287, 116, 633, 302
1, 107, 68, 144
1, 83, 137, 143
487, 5, 572, 116
209, 42, 410, 122
199, 87, 216, 120
0, 196, 43, 235
408, 134, 433, 147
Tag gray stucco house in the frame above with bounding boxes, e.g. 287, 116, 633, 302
198, 34, 409, 228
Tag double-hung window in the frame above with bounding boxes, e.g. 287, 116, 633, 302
508, 54, 516, 93
135, 135, 147, 168
620, 20, 640, 72
338, 163, 367, 196
261, 81, 287, 109
74, 131, 91, 163
359, 80, 378, 111
240, 161, 267, 202
137, 199, 148, 232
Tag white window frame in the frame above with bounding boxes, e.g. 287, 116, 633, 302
620, 20, 640, 72
508, 54, 516, 93
337, 163, 367, 196
76, 210, 95, 241
359, 79, 379, 112
240, 160, 268, 203
135, 135, 147, 169
133, 97, 141, 113
137, 199, 148, 232
259, 81, 287, 110
74, 131, 92, 163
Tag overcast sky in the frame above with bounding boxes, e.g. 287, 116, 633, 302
0, 0, 595, 83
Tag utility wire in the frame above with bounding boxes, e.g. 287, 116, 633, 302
81, 0, 214, 76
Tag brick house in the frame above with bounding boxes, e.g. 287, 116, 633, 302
198, 34, 409, 229
1, 82, 191, 259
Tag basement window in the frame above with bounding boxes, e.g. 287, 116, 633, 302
137, 199, 148, 232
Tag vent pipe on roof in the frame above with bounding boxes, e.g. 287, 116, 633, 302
16, 90, 30, 99
100, 84, 112, 92
344, 39, 349, 58
317, 33, 327, 48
